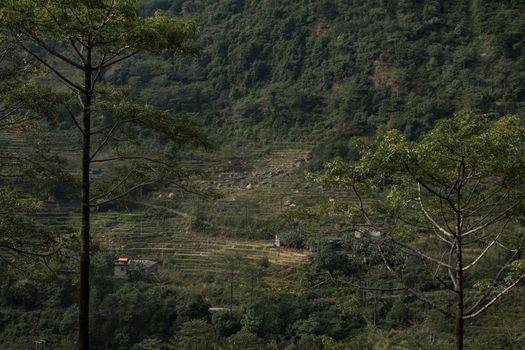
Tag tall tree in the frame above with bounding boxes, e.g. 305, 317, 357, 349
311, 112, 525, 349
0, 1, 209, 349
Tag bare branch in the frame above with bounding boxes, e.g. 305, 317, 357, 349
67, 5, 86, 27
463, 187, 507, 216
89, 170, 134, 203
89, 121, 119, 161
17, 41, 85, 93
0, 106, 22, 122
462, 220, 508, 271
91, 54, 106, 88
0, 244, 56, 257
466, 236, 525, 314
462, 198, 522, 238
418, 183, 454, 240
20, 29, 84, 70
77, 91, 85, 109
90, 117, 140, 135
377, 243, 454, 318
69, 36, 87, 66
0, 116, 33, 130
386, 237, 456, 270
418, 177, 458, 213
351, 184, 381, 231
463, 178, 481, 209
433, 249, 458, 293
90, 180, 158, 207
438, 196, 456, 235
90, 156, 168, 165
464, 272, 525, 320
99, 49, 141, 69
448, 241, 457, 289
65, 106, 85, 135
94, 0, 115, 32
324, 271, 405, 291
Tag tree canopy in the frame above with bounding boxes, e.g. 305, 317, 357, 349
1, 1, 210, 349
312, 112, 525, 349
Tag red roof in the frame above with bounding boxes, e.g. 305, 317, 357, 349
118, 257, 129, 262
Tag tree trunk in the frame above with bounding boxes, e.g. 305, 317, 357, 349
79, 48, 92, 350
454, 160, 465, 350
455, 236, 464, 350
230, 269, 233, 316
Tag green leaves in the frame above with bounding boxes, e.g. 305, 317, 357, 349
0, 186, 43, 212
0, 0, 199, 70
138, 12, 200, 55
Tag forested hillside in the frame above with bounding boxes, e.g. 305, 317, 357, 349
113, 0, 525, 157
1, 1, 525, 349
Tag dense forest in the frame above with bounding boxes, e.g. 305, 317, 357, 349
1, 1, 524, 349
128, 0, 525, 159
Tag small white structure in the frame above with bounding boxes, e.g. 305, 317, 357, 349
274, 234, 281, 247
368, 230, 382, 238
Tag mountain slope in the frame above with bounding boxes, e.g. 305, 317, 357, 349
102, 0, 525, 159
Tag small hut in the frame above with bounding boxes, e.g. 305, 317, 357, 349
114, 257, 159, 276
114, 257, 130, 276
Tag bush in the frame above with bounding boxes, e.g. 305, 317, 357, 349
309, 248, 354, 275
279, 228, 308, 248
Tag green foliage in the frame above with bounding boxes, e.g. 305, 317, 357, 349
279, 227, 309, 249
212, 312, 241, 338
0, 186, 74, 274
169, 319, 216, 350
2, 1, 525, 349
187, 205, 209, 231
309, 111, 525, 348
112, 0, 525, 161
177, 294, 211, 322
386, 299, 412, 328
309, 248, 353, 275
0, 0, 199, 55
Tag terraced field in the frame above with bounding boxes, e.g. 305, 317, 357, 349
22, 143, 357, 280
154, 145, 356, 236
34, 209, 309, 276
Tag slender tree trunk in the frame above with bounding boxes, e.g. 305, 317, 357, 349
455, 235, 464, 350
455, 163, 465, 350
79, 48, 92, 350
230, 268, 233, 316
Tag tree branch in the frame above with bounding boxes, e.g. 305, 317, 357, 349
466, 236, 525, 314
418, 182, 454, 240
65, 106, 85, 135
90, 156, 168, 165
0, 244, 56, 257
90, 180, 158, 207
89, 121, 119, 161
99, 49, 141, 69
20, 29, 84, 69
89, 170, 134, 203
462, 220, 508, 271
69, 36, 87, 66
386, 237, 457, 270
464, 272, 525, 320
377, 243, 455, 318
17, 41, 85, 93
462, 198, 521, 238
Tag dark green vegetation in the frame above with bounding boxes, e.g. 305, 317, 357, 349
1, 0, 525, 349
128, 0, 525, 158
310, 112, 525, 350
1, 1, 208, 349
